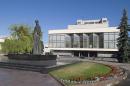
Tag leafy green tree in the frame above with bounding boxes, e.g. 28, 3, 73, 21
117, 9, 129, 63
2, 24, 33, 54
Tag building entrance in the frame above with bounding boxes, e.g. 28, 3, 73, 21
89, 52, 97, 57
73, 51, 79, 57
73, 51, 88, 57
80, 51, 88, 57
73, 51, 97, 57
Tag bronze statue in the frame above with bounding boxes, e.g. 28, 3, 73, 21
33, 20, 43, 54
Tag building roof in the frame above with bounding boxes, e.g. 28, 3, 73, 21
49, 18, 120, 34
49, 27, 119, 34
76, 18, 108, 25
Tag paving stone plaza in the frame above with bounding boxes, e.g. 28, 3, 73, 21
0, 55, 130, 86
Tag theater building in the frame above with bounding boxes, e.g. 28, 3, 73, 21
48, 18, 120, 57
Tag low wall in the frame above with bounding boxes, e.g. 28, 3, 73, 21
5, 54, 57, 66
7, 60, 57, 66
7, 54, 57, 60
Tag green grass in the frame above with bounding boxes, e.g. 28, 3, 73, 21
50, 62, 112, 80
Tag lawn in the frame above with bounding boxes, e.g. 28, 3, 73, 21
50, 62, 112, 80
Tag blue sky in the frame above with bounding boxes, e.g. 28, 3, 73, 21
0, 0, 130, 43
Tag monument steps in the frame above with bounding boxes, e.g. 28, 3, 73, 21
0, 62, 47, 72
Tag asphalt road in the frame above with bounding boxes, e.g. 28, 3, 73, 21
0, 68, 62, 86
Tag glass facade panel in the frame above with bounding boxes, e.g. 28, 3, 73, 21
61, 42, 65, 48
79, 34, 83, 48
73, 34, 80, 48
56, 43, 60, 48
109, 34, 114, 40
104, 42, 108, 48
49, 34, 65, 48
65, 34, 71, 48
53, 35, 56, 41
49, 32, 119, 49
61, 36, 65, 40
83, 34, 89, 48
89, 34, 93, 48
93, 34, 99, 48
57, 35, 60, 40
103, 32, 118, 49
104, 34, 108, 41
99, 33, 104, 48
109, 42, 114, 48
53, 43, 56, 48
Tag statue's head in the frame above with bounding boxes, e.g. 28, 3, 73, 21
35, 20, 39, 25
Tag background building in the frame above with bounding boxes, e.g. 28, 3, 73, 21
48, 18, 120, 57
0, 36, 8, 52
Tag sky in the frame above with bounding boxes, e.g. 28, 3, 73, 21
0, 0, 130, 43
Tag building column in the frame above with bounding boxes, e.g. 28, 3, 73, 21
79, 52, 80, 57
88, 52, 90, 57
72, 51, 74, 57
70, 34, 73, 48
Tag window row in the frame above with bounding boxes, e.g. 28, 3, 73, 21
49, 32, 119, 49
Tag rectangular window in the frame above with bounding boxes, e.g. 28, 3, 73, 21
49, 34, 65, 48
56, 35, 60, 41
104, 34, 108, 41
53, 43, 56, 48
65, 34, 72, 48
53, 35, 56, 41
56, 42, 61, 48
104, 42, 108, 48
109, 34, 114, 40
103, 32, 119, 49
109, 42, 114, 49
73, 34, 80, 48
83, 34, 89, 48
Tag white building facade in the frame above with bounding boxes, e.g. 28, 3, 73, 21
0, 36, 8, 51
48, 18, 120, 57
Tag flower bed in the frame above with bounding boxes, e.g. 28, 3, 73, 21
50, 62, 127, 86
